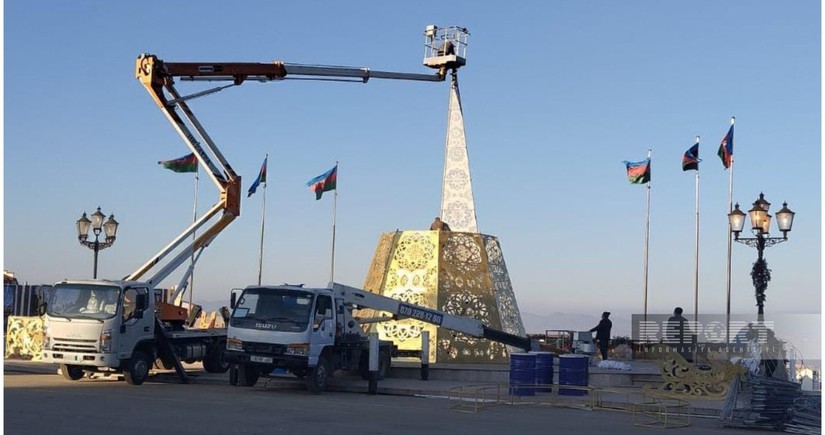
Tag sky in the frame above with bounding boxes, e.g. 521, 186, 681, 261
3, 2, 822, 363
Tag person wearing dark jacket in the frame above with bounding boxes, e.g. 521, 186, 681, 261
590, 311, 612, 360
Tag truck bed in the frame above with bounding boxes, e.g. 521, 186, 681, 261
166, 328, 227, 340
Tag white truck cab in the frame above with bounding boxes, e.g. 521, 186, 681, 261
41, 279, 228, 385
41, 280, 153, 383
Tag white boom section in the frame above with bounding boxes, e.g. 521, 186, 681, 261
178, 63, 445, 84
331, 283, 484, 337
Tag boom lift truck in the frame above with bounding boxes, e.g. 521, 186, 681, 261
226, 282, 533, 393
40, 26, 460, 386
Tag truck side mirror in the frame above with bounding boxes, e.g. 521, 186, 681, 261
136, 294, 148, 310
37, 301, 47, 317
230, 292, 236, 309
312, 309, 332, 331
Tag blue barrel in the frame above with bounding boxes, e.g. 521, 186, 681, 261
558, 354, 589, 396
509, 353, 536, 396
532, 352, 554, 392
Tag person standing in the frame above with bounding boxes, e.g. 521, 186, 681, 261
430, 217, 451, 231
667, 306, 695, 361
666, 307, 688, 344
590, 311, 612, 360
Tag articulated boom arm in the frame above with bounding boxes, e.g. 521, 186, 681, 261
129, 53, 445, 292
331, 283, 532, 351
127, 55, 243, 288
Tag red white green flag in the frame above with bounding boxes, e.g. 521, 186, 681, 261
158, 153, 198, 173
306, 164, 338, 200
623, 159, 651, 184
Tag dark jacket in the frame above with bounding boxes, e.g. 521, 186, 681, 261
590, 318, 612, 341
666, 314, 688, 343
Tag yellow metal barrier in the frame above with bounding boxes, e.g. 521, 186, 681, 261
5, 316, 43, 361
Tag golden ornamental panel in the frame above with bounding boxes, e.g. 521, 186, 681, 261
643, 349, 747, 399
362, 232, 397, 293
482, 235, 526, 338
5, 316, 44, 361
367, 231, 441, 362
361, 230, 526, 364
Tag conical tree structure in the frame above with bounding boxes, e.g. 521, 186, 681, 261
360, 72, 526, 363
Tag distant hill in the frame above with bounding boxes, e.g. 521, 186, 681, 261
521, 311, 631, 338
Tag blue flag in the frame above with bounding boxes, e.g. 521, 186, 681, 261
247, 157, 267, 197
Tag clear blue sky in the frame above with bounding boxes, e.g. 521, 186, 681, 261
3, 2, 821, 361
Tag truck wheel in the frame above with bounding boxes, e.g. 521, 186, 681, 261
124, 351, 151, 386
60, 364, 84, 381
203, 348, 230, 373
237, 363, 259, 387
229, 364, 239, 386
307, 357, 331, 394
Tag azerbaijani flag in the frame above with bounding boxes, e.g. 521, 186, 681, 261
623, 159, 651, 184
158, 153, 198, 173
682, 142, 700, 171
306, 164, 338, 200
247, 156, 267, 197
717, 124, 734, 169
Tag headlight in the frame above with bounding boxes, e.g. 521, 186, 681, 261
100, 329, 113, 352
42, 325, 50, 350
285, 344, 309, 356
226, 337, 243, 351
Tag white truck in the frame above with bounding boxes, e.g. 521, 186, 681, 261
41, 279, 229, 384
225, 283, 533, 393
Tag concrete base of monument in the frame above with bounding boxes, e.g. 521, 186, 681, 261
389, 358, 663, 388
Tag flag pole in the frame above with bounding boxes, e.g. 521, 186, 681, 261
643, 149, 652, 323
693, 136, 701, 363
725, 117, 736, 345
329, 161, 339, 284
693, 136, 701, 324
257, 154, 268, 286
189, 166, 198, 308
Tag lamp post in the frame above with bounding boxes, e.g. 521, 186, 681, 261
728, 193, 795, 323
76, 207, 120, 279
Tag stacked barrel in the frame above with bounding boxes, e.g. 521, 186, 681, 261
533, 352, 554, 392
558, 354, 589, 395
508, 353, 536, 396
508, 352, 557, 396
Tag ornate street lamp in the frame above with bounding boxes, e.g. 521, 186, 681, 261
76, 207, 120, 279
728, 193, 795, 322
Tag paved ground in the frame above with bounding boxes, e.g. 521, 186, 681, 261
5, 364, 757, 435
2, 359, 727, 415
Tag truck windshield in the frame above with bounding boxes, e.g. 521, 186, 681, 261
230, 287, 312, 332
47, 284, 120, 321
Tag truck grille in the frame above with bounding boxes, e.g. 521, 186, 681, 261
243, 342, 285, 355
53, 338, 98, 353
